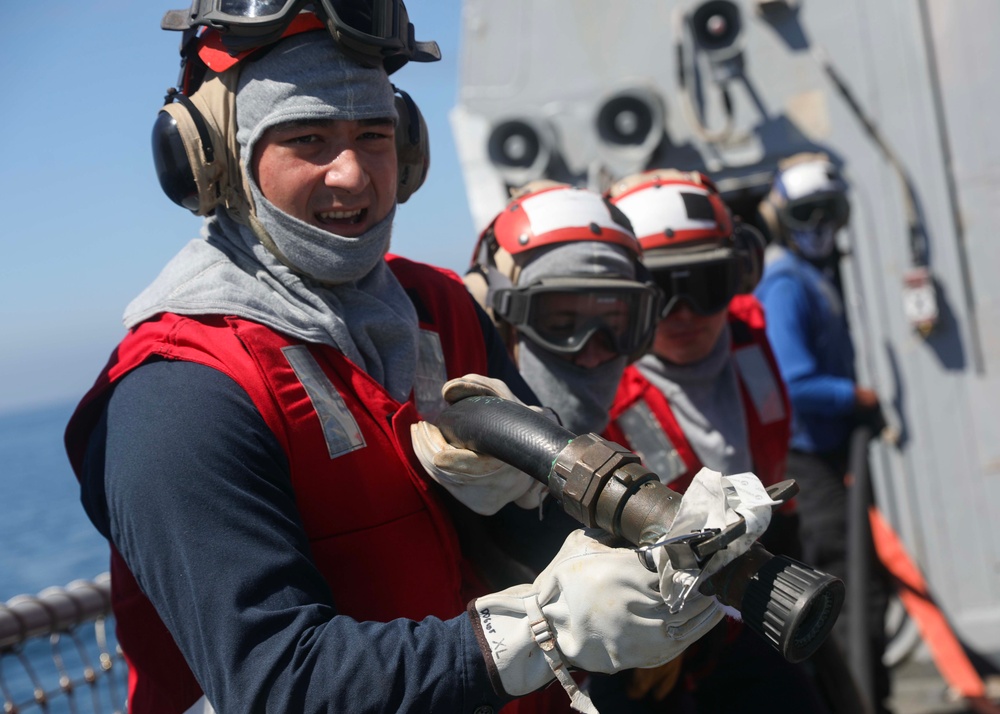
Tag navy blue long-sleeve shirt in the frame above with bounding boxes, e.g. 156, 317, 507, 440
77, 302, 565, 713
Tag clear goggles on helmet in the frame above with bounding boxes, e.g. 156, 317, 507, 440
162, 0, 440, 67
490, 277, 661, 357
780, 192, 849, 231
651, 254, 741, 317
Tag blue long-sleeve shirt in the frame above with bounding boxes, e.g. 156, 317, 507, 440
754, 247, 857, 453
76, 302, 571, 713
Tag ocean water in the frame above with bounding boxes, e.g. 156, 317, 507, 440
0, 399, 125, 713
0, 400, 109, 599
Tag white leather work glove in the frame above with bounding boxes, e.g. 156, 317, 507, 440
470, 529, 724, 713
411, 374, 550, 515
660, 467, 778, 613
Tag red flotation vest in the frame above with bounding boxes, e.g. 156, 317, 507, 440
66, 256, 559, 712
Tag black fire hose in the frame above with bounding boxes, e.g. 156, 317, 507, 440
436, 395, 846, 663
846, 422, 877, 712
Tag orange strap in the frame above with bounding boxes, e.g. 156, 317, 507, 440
197, 13, 327, 73
868, 506, 986, 698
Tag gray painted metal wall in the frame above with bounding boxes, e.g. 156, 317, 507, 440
452, 0, 1000, 656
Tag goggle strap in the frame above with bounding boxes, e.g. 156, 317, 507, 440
490, 289, 509, 317
491, 289, 530, 324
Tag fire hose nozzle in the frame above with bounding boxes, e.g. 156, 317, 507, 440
735, 550, 846, 663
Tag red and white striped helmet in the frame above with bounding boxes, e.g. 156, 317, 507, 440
607, 169, 764, 304
606, 170, 732, 254
474, 181, 640, 269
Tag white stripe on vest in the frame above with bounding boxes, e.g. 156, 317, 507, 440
282, 345, 366, 459
616, 400, 688, 483
413, 329, 448, 421
732, 344, 786, 425
182, 696, 215, 714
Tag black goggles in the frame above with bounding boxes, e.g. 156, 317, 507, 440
162, 0, 440, 67
491, 278, 661, 357
781, 193, 849, 231
651, 257, 740, 317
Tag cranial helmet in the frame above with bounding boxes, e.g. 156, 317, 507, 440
471, 181, 641, 272
151, 4, 436, 223
466, 181, 661, 362
761, 153, 851, 260
607, 169, 765, 316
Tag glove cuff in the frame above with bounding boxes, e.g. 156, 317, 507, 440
468, 592, 552, 697
469, 594, 599, 713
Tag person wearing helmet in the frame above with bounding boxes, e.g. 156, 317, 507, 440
463, 180, 662, 436
756, 154, 892, 714
63, 6, 733, 713
594, 169, 832, 714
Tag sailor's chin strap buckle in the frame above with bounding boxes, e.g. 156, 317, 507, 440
523, 596, 598, 714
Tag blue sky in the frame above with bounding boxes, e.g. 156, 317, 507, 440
0, 2, 470, 415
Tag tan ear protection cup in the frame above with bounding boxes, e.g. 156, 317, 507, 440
465, 221, 523, 353
462, 269, 491, 316
154, 70, 248, 221
393, 87, 430, 204
156, 100, 222, 215
463, 264, 519, 354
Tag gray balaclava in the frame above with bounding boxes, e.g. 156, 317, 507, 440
237, 31, 398, 283
125, 32, 420, 402
515, 241, 636, 435
636, 327, 752, 475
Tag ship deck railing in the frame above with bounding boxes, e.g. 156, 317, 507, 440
0, 573, 126, 714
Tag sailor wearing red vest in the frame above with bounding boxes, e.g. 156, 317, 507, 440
64, 6, 731, 713
597, 170, 830, 713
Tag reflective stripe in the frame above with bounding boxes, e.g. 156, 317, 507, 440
413, 329, 448, 420
617, 400, 687, 483
732, 345, 786, 425
182, 696, 216, 714
282, 346, 366, 458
